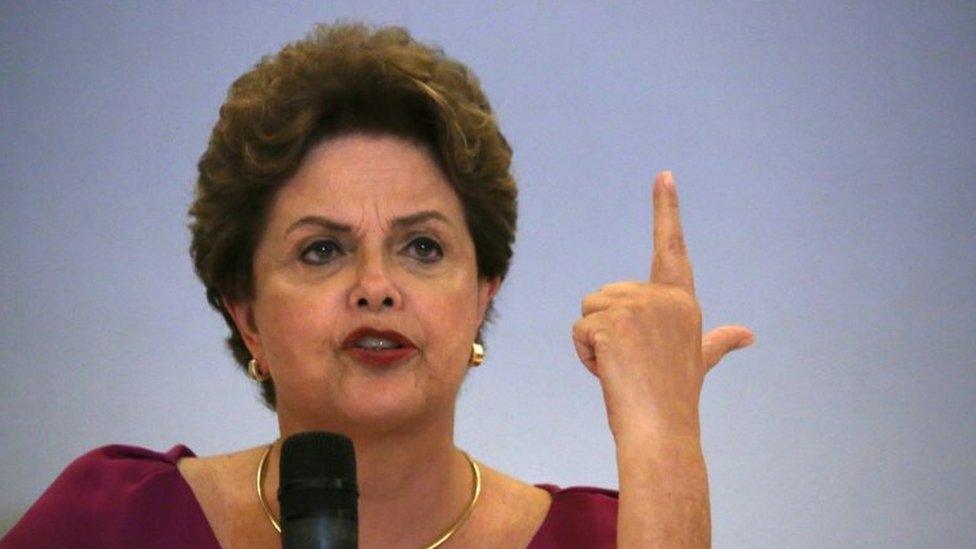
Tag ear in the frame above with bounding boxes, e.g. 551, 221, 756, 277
222, 295, 263, 359
476, 276, 502, 324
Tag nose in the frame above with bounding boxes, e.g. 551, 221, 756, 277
348, 251, 402, 312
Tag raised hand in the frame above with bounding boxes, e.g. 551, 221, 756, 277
571, 170, 755, 546
571, 171, 754, 440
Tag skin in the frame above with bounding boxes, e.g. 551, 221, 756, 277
232, 133, 496, 438
181, 133, 551, 548
179, 135, 753, 548
572, 171, 754, 547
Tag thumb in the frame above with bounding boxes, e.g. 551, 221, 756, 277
702, 324, 755, 372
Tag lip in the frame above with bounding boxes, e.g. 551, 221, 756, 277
341, 327, 418, 368
342, 328, 417, 350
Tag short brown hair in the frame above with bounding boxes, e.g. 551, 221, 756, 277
189, 23, 517, 410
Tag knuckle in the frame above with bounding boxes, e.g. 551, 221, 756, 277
643, 286, 699, 316
597, 283, 616, 294
596, 282, 615, 295
608, 307, 637, 330
666, 235, 687, 256
669, 290, 701, 319
601, 280, 642, 294
605, 308, 623, 326
571, 318, 586, 334
618, 302, 641, 319
581, 293, 599, 311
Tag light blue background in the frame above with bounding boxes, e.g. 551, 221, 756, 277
2, 2, 973, 547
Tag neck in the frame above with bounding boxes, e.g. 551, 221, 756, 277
264, 415, 476, 548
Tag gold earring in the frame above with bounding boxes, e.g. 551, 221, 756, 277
248, 358, 270, 381
469, 342, 485, 366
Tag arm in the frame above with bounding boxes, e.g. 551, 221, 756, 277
572, 172, 754, 548
615, 424, 710, 547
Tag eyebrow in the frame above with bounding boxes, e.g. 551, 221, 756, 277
285, 210, 453, 236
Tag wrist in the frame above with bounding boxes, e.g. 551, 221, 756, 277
615, 428, 708, 498
606, 399, 702, 445
599, 373, 703, 441
614, 425, 704, 463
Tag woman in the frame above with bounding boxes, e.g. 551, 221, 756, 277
2, 23, 753, 548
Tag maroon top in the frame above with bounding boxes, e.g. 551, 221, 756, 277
2, 445, 617, 548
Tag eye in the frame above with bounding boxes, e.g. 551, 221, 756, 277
300, 239, 343, 265
404, 236, 443, 263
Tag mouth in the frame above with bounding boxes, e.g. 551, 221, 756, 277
341, 327, 418, 367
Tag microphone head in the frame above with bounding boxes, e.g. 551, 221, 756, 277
278, 431, 358, 522
280, 432, 357, 484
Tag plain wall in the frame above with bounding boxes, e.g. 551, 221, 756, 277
1, 2, 973, 546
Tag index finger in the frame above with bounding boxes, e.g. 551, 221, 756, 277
651, 171, 696, 294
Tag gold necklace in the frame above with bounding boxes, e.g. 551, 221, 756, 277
256, 442, 482, 549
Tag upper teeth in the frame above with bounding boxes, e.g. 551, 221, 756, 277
355, 336, 400, 350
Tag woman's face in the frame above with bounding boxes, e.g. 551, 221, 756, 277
227, 133, 499, 436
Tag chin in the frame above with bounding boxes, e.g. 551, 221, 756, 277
284, 382, 444, 437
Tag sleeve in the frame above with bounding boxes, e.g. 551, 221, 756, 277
0, 445, 215, 549
530, 485, 619, 548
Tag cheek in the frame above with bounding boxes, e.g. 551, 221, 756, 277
255, 283, 340, 358
413, 279, 482, 352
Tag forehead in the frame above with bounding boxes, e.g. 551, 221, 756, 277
270, 133, 461, 224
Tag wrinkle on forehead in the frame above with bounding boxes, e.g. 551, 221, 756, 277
278, 135, 459, 236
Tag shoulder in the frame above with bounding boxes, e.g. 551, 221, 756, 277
28, 443, 195, 509
1, 444, 216, 549
63, 443, 194, 485
38, 443, 197, 511
528, 485, 618, 548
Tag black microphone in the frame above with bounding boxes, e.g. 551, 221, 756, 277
278, 432, 358, 549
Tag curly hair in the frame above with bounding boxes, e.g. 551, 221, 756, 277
188, 23, 517, 410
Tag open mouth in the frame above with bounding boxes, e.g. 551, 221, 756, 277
342, 328, 417, 367
353, 335, 404, 350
